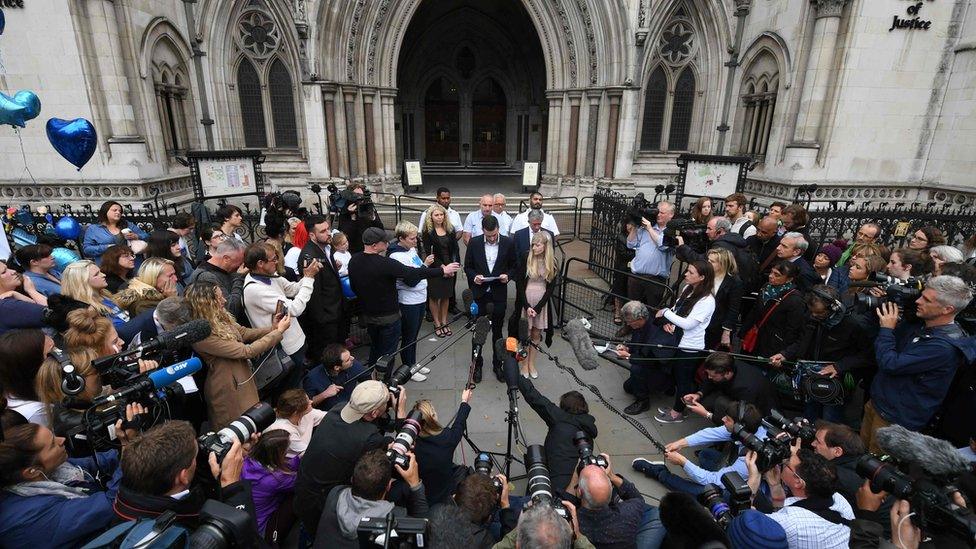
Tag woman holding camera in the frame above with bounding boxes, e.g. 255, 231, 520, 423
412, 388, 472, 505
186, 281, 289, 427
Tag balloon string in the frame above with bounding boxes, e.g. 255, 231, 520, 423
14, 128, 37, 186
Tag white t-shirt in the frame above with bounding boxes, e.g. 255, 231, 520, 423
510, 209, 560, 236
267, 408, 327, 458
663, 294, 716, 350
284, 246, 302, 273
463, 211, 505, 239
389, 247, 428, 305
7, 397, 50, 427
333, 250, 352, 277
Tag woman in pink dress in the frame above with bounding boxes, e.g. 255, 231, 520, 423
518, 232, 558, 378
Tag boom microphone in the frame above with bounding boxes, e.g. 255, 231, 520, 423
91, 319, 212, 372
875, 424, 973, 478
565, 318, 600, 371
93, 357, 203, 405
472, 315, 491, 361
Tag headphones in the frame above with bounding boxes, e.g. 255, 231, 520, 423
810, 286, 843, 313
51, 346, 85, 397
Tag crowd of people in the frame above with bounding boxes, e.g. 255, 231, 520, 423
1, 185, 975, 549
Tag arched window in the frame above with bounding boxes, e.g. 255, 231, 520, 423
268, 59, 298, 148
233, 7, 300, 150
237, 59, 267, 148
639, 67, 667, 151
150, 35, 193, 157
639, 15, 699, 152
739, 50, 779, 161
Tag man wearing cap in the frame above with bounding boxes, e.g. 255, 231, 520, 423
727, 510, 789, 549
348, 227, 460, 379
294, 380, 408, 537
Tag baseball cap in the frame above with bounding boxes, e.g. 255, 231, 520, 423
340, 380, 390, 423
362, 227, 387, 246
727, 510, 788, 549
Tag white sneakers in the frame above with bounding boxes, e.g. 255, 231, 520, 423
408, 365, 431, 382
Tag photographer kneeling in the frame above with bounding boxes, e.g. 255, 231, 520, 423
564, 453, 651, 549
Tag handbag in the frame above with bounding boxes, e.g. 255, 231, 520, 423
741, 289, 796, 353
243, 281, 295, 394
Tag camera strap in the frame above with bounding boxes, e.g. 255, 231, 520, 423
789, 496, 851, 526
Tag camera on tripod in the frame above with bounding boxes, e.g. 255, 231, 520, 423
854, 273, 924, 310
573, 431, 608, 472
474, 452, 504, 495
387, 409, 423, 470
198, 402, 275, 464
327, 184, 375, 217
856, 454, 976, 544
697, 472, 752, 529
524, 444, 570, 520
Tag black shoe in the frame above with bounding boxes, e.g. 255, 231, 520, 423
624, 399, 650, 415
473, 365, 483, 384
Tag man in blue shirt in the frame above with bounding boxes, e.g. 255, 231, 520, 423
15, 244, 62, 297
304, 343, 367, 411
862, 275, 976, 453
626, 201, 674, 308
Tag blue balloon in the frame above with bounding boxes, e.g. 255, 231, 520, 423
340, 276, 356, 299
0, 92, 27, 128
54, 216, 82, 240
46, 117, 97, 170
13, 91, 40, 121
10, 227, 36, 248
0, 9, 5, 36
51, 247, 80, 273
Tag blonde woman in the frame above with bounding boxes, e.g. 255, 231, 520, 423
516, 232, 558, 378
412, 387, 473, 505
705, 248, 743, 350
420, 204, 460, 337
61, 260, 131, 328
185, 280, 289, 427
114, 257, 179, 316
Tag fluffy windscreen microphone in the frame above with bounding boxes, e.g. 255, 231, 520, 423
875, 424, 973, 478
473, 315, 491, 347
565, 318, 600, 370
494, 338, 509, 360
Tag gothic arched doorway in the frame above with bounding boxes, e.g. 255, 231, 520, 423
472, 78, 506, 164
424, 77, 461, 163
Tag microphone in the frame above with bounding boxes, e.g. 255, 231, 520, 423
472, 315, 491, 361
875, 424, 973, 478
91, 319, 212, 372
565, 318, 600, 371
502, 355, 520, 393
518, 317, 530, 344
93, 357, 202, 405
462, 289, 479, 319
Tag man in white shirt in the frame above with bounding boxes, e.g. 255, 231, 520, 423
509, 192, 560, 236
419, 186, 463, 238
493, 193, 513, 236
462, 194, 496, 245
761, 448, 854, 549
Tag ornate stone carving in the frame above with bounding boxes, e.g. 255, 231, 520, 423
235, 9, 281, 59
294, 0, 308, 24
812, 0, 848, 19
574, 0, 598, 85
638, 0, 647, 28
366, 0, 394, 84
554, 1, 579, 87
346, 0, 368, 81
659, 19, 697, 66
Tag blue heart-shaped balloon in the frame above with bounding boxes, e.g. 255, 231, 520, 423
0, 92, 27, 128
46, 117, 98, 171
13, 91, 41, 121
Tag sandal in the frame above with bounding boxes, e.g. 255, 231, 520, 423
444, 326, 453, 336
434, 325, 446, 338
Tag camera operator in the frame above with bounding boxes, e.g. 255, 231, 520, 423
0, 419, 136, 547
626, 201, 674, 307
315, 447, 429, 549
687, 351, 777, 416
633, 399, 765, 496
776, 232, 820, 292
563, 454, 647, 549
517, 375, 597, 491
674, 216, 759, 291
494, 501, 595, 549
768, 285, 871, 423
745, 448, 854, 549
113, 420, 257, 528
335, 184, 384, 254
295, 380, 406, 537
811, 421, 867, 508
431, 472, 515, 548
861, 275, 976, 453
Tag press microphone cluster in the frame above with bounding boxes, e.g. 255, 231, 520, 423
93, 357, 203, 405
874, 424, 973, 478
92, 319, 212, 386
564, 318, 601, 371
505, 318, 530, 362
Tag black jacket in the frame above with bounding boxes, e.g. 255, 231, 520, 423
791, 256, 821, 292
299, 241, 344, 326
348, 252, 443, 320
699, 360, 778, 415
113, 481, 257, 531
565, 475, 646, 549
832, 453, 866, 509
739, 289, 806, 358
335, 211, 384, 254
512, 227, 556, 264
781, 310, 872, 372
746, 233, 783, 292
415, 402, 471, 505
315, 483, 428, 549
464, 235, 518, 303
419, 228, 460, 268
517, 376, 598, 490
705, 275, 744, 349
676, 234, 759, 290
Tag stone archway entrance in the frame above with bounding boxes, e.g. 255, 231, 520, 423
396, 0, 546, 172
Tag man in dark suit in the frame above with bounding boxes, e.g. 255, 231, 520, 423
464, 215, 517, 383
512, 209, 555, 262
299, 214, 345, 364
776, 232, 819, 292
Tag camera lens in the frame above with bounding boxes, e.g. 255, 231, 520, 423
388, 409, 423, 466
525, 444, 554, 504
475, 453, 492, 476
217, 401, 274, 446
856, 455, 913, 499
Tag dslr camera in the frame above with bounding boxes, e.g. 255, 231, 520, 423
663, 218, 708, 249
387, 409, 423, 470
74, 383, 184, 452
697, 472, 752, 529
198, 402, 275, 463
474, 452, 505, 495
524, 444, 570, 520
854, 273, 924, 310
767, 410, 816, 442
573, 431, 608, 472
732, 422, 793, 473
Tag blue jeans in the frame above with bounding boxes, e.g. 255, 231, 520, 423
636, 505, 666, 549
399, 303, 426, 367
641, 462, 706, 496
804, 400, 845, 423
367, 319, 401, 378
671, 351, 703, 412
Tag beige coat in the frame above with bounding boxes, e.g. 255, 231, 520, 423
193, 324, 282, 428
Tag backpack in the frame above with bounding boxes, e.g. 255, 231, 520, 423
82, 513, 190, 548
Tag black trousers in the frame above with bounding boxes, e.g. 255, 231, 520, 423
628, 275, 669, 308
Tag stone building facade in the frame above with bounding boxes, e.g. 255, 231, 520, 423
0, 0, 973, 208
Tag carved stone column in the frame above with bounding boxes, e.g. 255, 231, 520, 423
363, 90, 377, 175
322, 84, 341, 177
343, 90, 360, 177
565, 92, 582, 176
605, 89, 624, 179
544, 92, 563, 175
379, 89, 398, 176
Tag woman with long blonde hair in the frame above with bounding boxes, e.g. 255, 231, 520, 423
420, 204, 460, 337
114, 257, 179, 316
411, 387, 472, 505
516, 232, 559, 378
61, 260, 131, 327
704, 248, 742, 350
185, 280, 290, 427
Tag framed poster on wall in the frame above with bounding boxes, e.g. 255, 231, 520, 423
675, 154, 750, 201
187, 150, 266, 202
